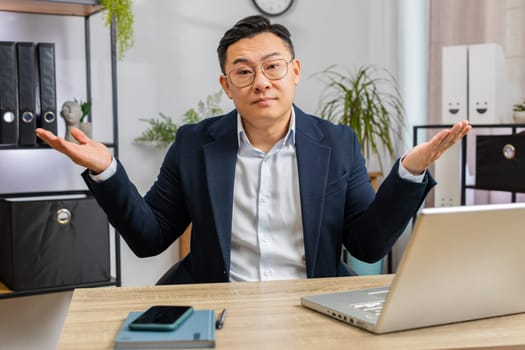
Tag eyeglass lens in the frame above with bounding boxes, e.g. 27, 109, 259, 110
227, 58, 291, 88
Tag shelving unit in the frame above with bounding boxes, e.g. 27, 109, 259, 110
0, 0, 121, 298
413, 123, 525, 205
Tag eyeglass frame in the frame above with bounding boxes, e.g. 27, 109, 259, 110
224, 57, 295, 88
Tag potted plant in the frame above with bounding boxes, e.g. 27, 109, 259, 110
99, 0, 135, 60
314, 64, 406, 275
513, 99, 525, 123
314, 64, 405, 173
135, 91, 224, 148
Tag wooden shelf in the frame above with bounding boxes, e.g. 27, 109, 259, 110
0, 0, 104, 17
0, 281, 11, 294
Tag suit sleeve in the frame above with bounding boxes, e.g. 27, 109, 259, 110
82, 134, 191, 258
337, 128, 436, 263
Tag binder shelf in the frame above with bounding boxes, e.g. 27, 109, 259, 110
0, 0, 121, 299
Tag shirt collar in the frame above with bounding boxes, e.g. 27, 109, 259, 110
236, 107, 296, 149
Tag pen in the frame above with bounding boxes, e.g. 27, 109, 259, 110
215, 308, 227, 329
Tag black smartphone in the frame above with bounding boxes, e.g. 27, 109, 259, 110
128, 305, 193, 331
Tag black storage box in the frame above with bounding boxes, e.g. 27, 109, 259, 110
0, 195, 110, 291
476, 134, 525, 192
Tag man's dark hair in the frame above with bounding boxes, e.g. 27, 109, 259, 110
217, 15, 295, 74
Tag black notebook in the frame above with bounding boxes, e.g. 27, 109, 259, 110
114, 309, 216, 349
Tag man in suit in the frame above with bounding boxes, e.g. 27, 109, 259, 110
36, 15, 471, 284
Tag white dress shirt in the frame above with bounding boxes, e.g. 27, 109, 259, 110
230, 110, 307, 282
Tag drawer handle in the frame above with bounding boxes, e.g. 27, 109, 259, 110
503, 144, 516, 160
56, 208, 72, 224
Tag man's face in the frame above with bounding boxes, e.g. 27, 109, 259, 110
219, 32, 301, 131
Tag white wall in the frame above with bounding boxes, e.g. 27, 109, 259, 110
0, 1, 402, 349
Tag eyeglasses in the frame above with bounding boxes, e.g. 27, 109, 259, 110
225, 58, 294, 88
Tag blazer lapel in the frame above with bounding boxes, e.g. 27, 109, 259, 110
295, 107, 331, 276
202, 112, 238, 271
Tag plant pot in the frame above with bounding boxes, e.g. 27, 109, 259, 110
512, 111, 525, 123
79, 122, 92, 139
346, 252, 385, 275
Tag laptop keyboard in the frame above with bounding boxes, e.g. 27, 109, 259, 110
351, 300, 385, 315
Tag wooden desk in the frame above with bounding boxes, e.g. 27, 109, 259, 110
58, 275, 525, 350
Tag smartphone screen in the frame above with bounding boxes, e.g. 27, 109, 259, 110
129, 305, 193, 331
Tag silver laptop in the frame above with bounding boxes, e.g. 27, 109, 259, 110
301, 203, 525, 333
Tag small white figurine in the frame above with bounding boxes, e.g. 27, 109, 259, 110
60, 100, 82, 142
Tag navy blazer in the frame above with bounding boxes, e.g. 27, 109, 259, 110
83, 106, 435, 284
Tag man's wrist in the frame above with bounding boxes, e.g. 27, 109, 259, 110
89, 157, 117, 183
398, 156, 426, 183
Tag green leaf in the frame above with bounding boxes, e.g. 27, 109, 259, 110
134, 112, 179, 148
135, 91, 224, 148
314, 64, 406, 172
73, 98, 92, 123
99, 0, 135, 60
